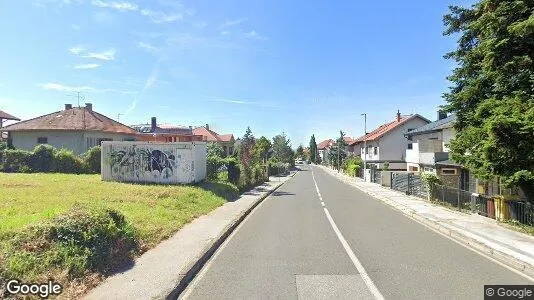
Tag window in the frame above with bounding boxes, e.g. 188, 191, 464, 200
428, 137, 438, 140
407, 135, 412, 141
441, 168, 457, 175
407, 128, 414, 132
424, 167, 435, 173
407, 143, 413, 149
373, 147, 378, 155
97, 138, 113, 145
37, 137, 48, 144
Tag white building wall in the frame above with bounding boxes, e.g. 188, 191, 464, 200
101, 141, 207, 184
442, 127, 455, 152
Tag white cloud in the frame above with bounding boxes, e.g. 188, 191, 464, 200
137, 41, 159, 53
245, 30, 268, 40
82, 49, 116, 60
220, 18, 247, 28
38, 83, 96, 92
74, 63, 101, 69
91, 0, 138, 11
193, 21, 207, 29
69, 45, 86, 55
210, 98, 278, 108
71, 24, 81, 30
220, 30, 231, 36
140, 9, 183, 23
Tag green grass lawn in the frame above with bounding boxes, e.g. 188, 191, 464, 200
0, 173, 237, 247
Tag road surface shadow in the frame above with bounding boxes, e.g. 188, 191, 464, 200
272, 191, 296, 197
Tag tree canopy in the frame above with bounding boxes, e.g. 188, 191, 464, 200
309, 135, 317, 163
442, 0, 534, 201
329, 130, 348, 170
272, 133, 294, 164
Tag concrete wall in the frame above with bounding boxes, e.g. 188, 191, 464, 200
101, 141, 207, 184
11, 130, 135, 154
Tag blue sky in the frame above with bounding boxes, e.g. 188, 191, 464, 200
0, 0, 472, 147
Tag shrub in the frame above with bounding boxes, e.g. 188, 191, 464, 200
226, 157, 240, 184
268, 161, 289, 176
206, 156, 225, 180
54, 149, 84, 174
0, 141, 7, 151
30, 144, 56, 172
253, 164, 265, 185
83, 146, 101, 174
1, 149, 32, 172
421, 171, 441, 200
347, 163, 360, 177
2, 206, 138, 280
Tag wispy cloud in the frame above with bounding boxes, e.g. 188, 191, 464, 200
220, 30, 231, 36
220, 18, 247, 28
83, 49, 116, 60
124, 61, 161, 115
193, 21, 207, 29
245, 30, 268, 40
140, 9, 183, 23
69, 45, 86, 55
137, 41, 160, 53
210, 98, 279, 108
91, 0, 138, 11
74, 63, 101, 69
38, 83, 97, 92
71, 24, 81, 30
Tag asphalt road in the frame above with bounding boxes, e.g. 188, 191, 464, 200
181, 164, 532, 300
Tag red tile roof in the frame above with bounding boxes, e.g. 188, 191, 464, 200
0, 110, 20, 121
343, 136, 354, 144
349, 114, 429, 144
2, 107, 137, 134
192, 127, 234, 143
317, 139, 334, 150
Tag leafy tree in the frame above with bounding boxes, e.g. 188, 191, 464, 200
272, 133, 294, 164
240, 127, 256, 167
329, 130, 348, 170
252, 136, 272, 165
309, 135, 317, 163
442, 1, 534, 202
295, 145, 304, 159
207, 142, 225, 158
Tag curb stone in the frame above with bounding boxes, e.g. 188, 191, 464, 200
167, 170, 299, 299
315, 165, 534, 279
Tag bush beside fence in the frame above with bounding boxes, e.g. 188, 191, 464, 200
0, 145, 101, 174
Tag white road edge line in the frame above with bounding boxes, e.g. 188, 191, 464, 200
311, 168, 385, 300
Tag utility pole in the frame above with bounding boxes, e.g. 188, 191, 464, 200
361, 113, 367, 181
337, 137, 340, 172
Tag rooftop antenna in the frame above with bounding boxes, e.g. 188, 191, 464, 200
65, 91, 85, 107
117, 113, 123, 122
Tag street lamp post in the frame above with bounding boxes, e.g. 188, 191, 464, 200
361, 113, 367, 181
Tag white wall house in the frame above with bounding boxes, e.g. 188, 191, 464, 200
354, 111, 430, 181
2, 103, 138, 154
317, 139, 334, 164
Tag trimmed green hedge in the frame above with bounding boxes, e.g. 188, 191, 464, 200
0, 145, 101, 174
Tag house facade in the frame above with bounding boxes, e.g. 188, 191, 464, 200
317, 139, 334, 164
0, 110, 20, 141
355, 111, 430, 176
132, 117, 204, 143
2, 103, 137, 154
193, 125, 235, 156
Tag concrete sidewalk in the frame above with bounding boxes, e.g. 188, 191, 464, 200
84, 171, 297, 300
316, 165, 534, 278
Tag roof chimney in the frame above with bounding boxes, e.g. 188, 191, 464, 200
85, 103, 92, 111
397, 110, 401, 122
151, 117, 157, 131
438, 110, 447, 121
65, 104, 72, 110
205, 124, 209, 130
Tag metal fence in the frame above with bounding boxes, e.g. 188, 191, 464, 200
370, 169, 381, 185
390, 172, 427, 198
430, 184, 471, 212
507, 201, 534, 226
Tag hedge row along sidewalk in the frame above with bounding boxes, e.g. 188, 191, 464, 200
316, 165, 534, 278
84, 171, 298, 300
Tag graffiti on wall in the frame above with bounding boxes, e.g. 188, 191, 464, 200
108, 145, 187, 181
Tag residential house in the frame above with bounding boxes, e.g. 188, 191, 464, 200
405, 112, 525, 198
132, 117, 204, 143
354, 111, 430, 177
0, 110, 20, 141
317, 139, 334, 164
193, 125, 235, 156
2, 103, 138, 154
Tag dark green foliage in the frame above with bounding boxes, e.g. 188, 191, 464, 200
272, 133, 294, 167
443, 1, 534, 201
207, 142, 225, 158
0, 141, 7, 151
309, 135, 317, 163
1, 149, 32, 172
268, 161, 290, 176
54, 149, 84, 174
30, 144, 56, 172
206, 156, 225, 180
82, 146, 101, 173
1, 206, 137, 280
226, 157, 240, 184
329, 131, 348, 170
